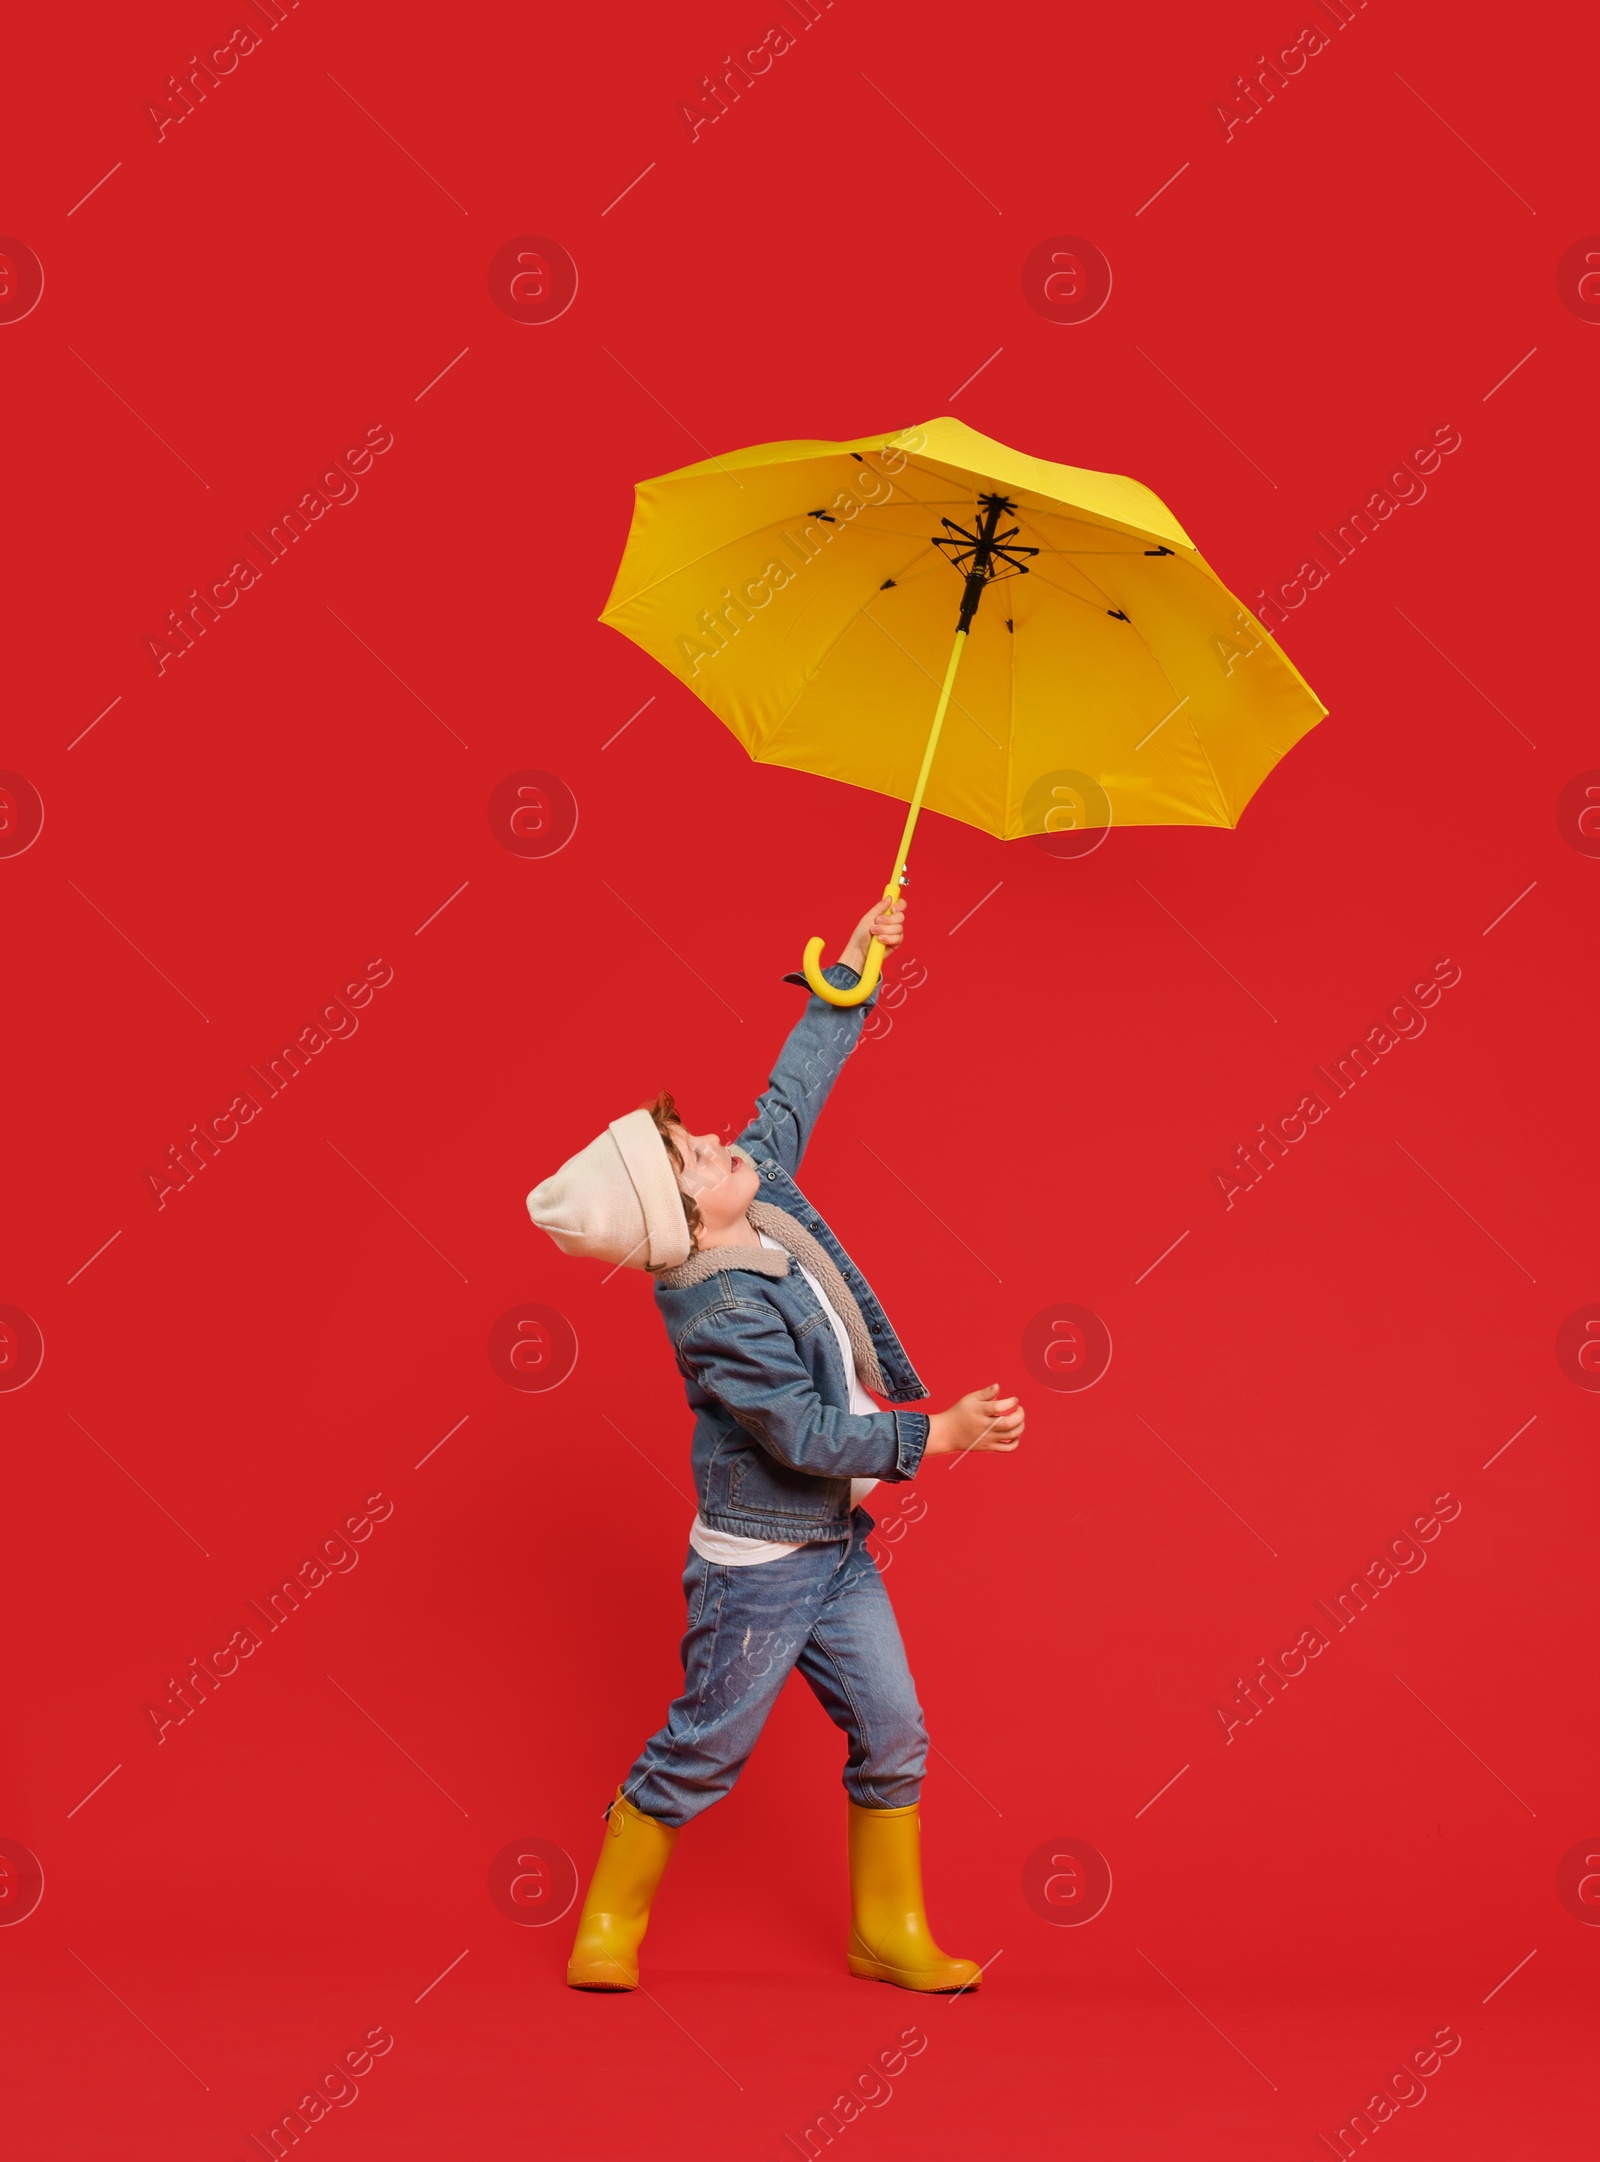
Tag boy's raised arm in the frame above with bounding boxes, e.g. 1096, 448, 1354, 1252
737, 899, 904, 1177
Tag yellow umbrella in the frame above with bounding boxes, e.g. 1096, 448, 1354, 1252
601, 416, 1326, 1006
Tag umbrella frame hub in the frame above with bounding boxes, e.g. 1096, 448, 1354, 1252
932, 491, 1039, 632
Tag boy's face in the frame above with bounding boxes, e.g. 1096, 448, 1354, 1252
667, 1125, 760, 1235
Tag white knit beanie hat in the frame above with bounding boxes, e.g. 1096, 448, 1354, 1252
526, 1108, 691, 1272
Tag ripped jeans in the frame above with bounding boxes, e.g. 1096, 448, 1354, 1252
623, 1514, 927, 1828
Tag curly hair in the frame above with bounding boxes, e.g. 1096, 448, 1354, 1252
646, 1091, 703, 1257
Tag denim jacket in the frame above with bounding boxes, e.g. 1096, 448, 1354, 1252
654, 962, 930, 1544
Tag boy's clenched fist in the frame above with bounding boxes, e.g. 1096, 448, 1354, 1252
925, 1384, 1025, 1458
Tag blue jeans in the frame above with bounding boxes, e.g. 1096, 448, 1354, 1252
624, 1515, 927, 1827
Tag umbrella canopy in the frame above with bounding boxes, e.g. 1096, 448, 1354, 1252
600, 415, 1326, 841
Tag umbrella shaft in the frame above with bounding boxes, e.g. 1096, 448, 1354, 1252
884, 626, 969, 901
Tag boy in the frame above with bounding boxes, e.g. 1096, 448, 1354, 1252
527, 900, 1023, 1993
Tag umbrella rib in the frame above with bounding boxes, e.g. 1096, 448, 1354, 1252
1172, 706, 1235, 827
602, 480, 1175, 617
894, 453, 1189, 553
859, 516, 992, 538
1022, 519, 1204, 639
875, 465, 973, 511
755, 577, 920, 760
602, 503, 888, 614
600, 449, 955, 612
758, 528, 1004, 763
863, 553, 956, 585
1021, 552, 1235, 825
1104, 552, 1238, 823
856, 521, 1006, 756
602, 482, 979, 616
1018, 555, 1123, 618
855, 606, 1004, 753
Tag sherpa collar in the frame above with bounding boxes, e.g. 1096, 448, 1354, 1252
656, 1242, 788, 1286
657, 1200, 886, 1396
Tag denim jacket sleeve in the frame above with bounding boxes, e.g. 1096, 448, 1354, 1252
679, 1299, 928, 1482
736, 961, 878, 1177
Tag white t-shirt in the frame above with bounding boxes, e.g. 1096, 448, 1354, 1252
689, 1232, 880, 1566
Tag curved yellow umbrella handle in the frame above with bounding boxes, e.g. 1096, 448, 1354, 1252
796, 626, 972, 1011
801, 885, 898, 1007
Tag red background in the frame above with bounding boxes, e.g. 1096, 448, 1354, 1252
3, 1, 1596, 2154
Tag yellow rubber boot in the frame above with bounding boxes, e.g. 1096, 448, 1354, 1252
565, 1789, 679, 1991
846, 1801, 982, 1993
